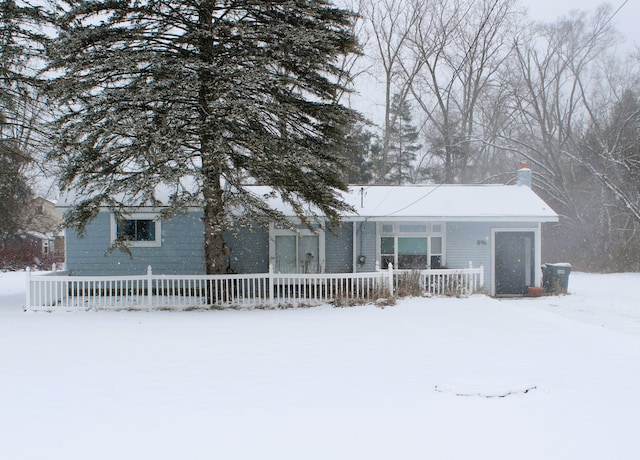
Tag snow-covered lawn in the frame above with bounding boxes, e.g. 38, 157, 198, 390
1, 271, 639, 460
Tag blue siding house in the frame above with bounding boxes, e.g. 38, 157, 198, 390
59, 166, 558, 296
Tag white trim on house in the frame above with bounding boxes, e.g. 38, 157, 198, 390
536, 222, 542, 287
491, 227, 540, 296
342, 215, 557, 223
352, 221, 358, 273
375, 221, 446, 270
110, 212, 162, 248
268, 221, 326, 273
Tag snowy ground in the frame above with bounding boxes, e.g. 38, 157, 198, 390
1, 271, 639, 460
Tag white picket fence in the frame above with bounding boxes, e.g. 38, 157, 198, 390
25, 264, 484, 311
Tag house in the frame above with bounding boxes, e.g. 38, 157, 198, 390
27, 198, 65, 264
0, 197, 63, 270
57, 166, 558, 296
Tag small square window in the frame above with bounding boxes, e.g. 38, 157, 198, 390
118, 219, 156, 242
111, 214, 161, 247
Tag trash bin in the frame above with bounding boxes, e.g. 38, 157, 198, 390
542, 263, 572, 294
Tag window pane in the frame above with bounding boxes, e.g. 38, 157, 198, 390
430, 255, 442, 269
136, 220, 155, 241
381, 224, 394, 233
381, 237, 394, 254
431, 237, 442, 254
299, 235, 319, 273
275, 235, 297, 273
399, 224, 427, 233
381, 255, 394, 269
398, 255, 428, 269
117, 220, 136, 240
398, 238, 428, 255
398, 237, 428, 269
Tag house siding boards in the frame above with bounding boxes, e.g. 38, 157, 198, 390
447, 223, 487, 258
65, 214, 542, 293
226, 224, 269, 274
326, 222, 353, 273
226, 222, 354, 274
66, 211, 539, 289
446, 221, 540, 292
60, 177, 557, 294
66, 215, 356, 276
65, 211, 205, 276
354, 220, 377, 272
446, 222, 494, 287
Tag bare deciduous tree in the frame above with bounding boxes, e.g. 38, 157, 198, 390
360, 0, 422, 181
406, 0, 519, 183
504, 5, 640, 270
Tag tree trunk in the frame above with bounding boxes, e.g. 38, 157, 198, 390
199, 1, 227, 275
202, 168, 228, 274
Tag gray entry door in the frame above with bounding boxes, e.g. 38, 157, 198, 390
495, 231, 534, 296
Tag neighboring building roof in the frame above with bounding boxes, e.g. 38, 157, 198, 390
57, 182, 558, 223
24, 230, 55, 241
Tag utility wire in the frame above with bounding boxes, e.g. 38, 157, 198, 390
383, 182, 446, 217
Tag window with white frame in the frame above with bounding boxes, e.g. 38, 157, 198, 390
110, 213, 162, 247
269, 222, 325, 273
379, 222, 444, 269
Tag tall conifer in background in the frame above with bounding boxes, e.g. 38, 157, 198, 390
385, 94, 420, 184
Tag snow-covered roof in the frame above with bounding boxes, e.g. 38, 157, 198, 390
57, 183, 558, 223
56, 181, 196, 209
24, 230, 55, 241
352, 184, 557, 221
246, 184, 558, 222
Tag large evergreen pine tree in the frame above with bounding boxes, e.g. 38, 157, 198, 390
46, 0, 360, 274
1, 0, 48, 121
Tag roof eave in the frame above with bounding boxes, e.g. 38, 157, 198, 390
341, 215, 559, 223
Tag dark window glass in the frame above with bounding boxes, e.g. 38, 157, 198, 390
381, 237, 395, 269
136, 220, 155, 241
118, 219, 155, 242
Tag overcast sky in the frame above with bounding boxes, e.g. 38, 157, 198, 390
525, 0, 639, 45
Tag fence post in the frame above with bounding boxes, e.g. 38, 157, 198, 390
147, 265, 153, 308
479, 264, 484, 290
268, 264, 274, 306
388, 263, 394, 297
25, 267, 31, 311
